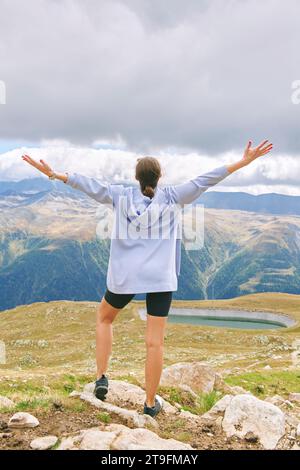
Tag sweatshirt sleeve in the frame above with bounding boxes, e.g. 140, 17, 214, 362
166, 164, 230, 205
64, 172, 124, 206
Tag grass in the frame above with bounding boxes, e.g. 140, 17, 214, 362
15, 398, 51, 411
159, 418, 193, 442
0, 373, 92, 400
97, 412, 111, 424
0, 369, 299, 416
197, 390, 220, 413
158, 385, 222, 415
0, 294, 299, 416
225, 370, 300, 398
0, 373, 95, 413
51, 439, 62, 450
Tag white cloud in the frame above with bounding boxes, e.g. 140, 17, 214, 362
1, 144, 299, 195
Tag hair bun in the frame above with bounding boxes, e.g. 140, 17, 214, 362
135, 156, 161, 198
143, 185, 155, 198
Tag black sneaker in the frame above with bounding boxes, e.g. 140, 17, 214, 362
94, 374, 108, 401
143, 396, 163, 417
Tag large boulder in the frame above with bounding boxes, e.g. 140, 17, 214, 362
201, 395, 234, 421
222, 394, 285, 449
79, 429, 116, 450
8, 412, 39, 429
79, 390, 158, 429
160, 362, 223, 394
108, 424, 193, 450
57, 424, 192, 450
83, 380, 177, 415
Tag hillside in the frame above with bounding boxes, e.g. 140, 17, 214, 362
0, 294, 299, 450
0, 293, 299, 376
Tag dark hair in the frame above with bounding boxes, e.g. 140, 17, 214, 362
135, 156, 162, 199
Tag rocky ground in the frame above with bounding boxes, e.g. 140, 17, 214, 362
0, 362, 300, 450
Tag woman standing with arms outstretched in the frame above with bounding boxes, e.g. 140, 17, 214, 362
22, 139, 272, 417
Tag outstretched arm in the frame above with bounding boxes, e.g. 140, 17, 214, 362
226, 139, 273, 174
167, 140, 273, 205
21, 155, 68, 182
21, 155, 122, 205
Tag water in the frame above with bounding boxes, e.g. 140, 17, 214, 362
138, 307, 293, 330
167, 314, 284, 330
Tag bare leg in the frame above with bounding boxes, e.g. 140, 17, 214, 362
96, 297, 120, 379
145, 314, 167, 407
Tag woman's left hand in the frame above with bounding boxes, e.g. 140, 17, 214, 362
242, 140, 273, 165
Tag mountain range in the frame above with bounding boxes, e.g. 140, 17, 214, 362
0, 178, 299, 311
1, 177, 300, 215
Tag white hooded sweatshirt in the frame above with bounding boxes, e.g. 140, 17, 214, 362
65, 164, 230, 294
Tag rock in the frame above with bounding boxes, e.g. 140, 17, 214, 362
283, 400, 294, 409
179, 409, 199, 420
201, 395, 234, 421
0, 396, 14, 409
58, 424, 192, 450
244, 432, 259, 443
30, 436, 58, 450
37, 340, 48, 348
80, 391, 158, 430
222, 394, 285, 450
215, 416, 223, 428
8, 412, 39, 429
160, 362, 223, 394
83, 380, 177, 415
107, 424, 193, 450
285, 414, 299, 428
178, 384, 198, 398
263, 365, 272, 370
226, 386, 250, 396
265, 395, 285, 406
79, 429, 116, 450
57, 436, 79, 450
296, 423, 300, 438
254, 335, 270, 345
289, 393, 300, 403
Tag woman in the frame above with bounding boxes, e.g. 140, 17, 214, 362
22, 139, 272, 417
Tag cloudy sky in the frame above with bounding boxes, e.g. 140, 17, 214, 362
0, 0, 300, 194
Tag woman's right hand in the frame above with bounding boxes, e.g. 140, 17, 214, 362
21, 154, 54, 177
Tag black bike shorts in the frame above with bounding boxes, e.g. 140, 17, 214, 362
104, 288, 173, 317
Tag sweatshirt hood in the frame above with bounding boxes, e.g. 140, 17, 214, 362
119, 186, 174, 229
